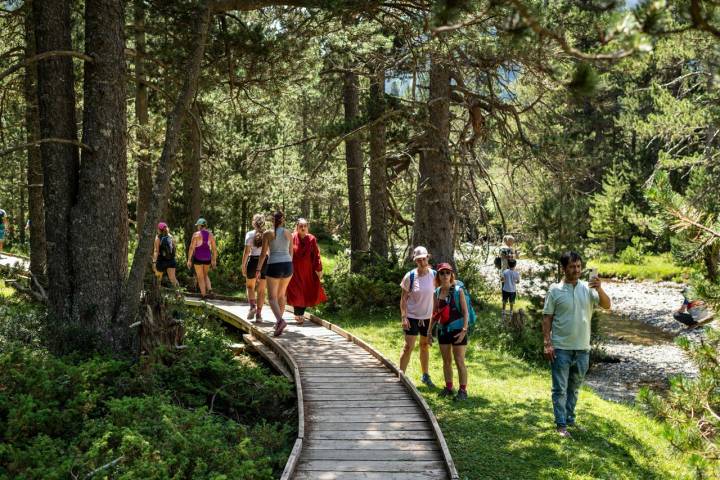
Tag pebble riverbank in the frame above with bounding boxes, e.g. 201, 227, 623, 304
479, 259, 712, 403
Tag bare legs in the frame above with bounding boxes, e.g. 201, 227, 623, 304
439, 343, 467, 390
155, 268, 179, 288
399, 334, 430, 376
246, 277, 266, 320
266, 275, 292, 335
193, 264, 210, 296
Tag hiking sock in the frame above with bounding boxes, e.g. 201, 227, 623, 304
446, 382, 453, 390
249, 299, 256, 308
460, 384, 467, 392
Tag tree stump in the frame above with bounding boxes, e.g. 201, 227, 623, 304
139, 277, 185, 358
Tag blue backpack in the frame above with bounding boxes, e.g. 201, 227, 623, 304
437, 280, 477, 334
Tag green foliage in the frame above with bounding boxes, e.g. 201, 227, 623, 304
617, 236, 650, 265
588, 253, 688, 281
588, 163, 635, 256
567, 62, 600, 97
639, 328, 720, 479
0, 303, 295, 479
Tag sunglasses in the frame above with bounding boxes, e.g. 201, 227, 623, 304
298, 225, 308, 229
439, 271, 452, 276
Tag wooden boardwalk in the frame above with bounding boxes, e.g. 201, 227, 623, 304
0, 254, 458, 479
192, 300, 458, 480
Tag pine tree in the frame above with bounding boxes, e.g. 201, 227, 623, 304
588, 162, 633, 256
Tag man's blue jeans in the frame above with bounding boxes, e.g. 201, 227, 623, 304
551, 349, 590, 427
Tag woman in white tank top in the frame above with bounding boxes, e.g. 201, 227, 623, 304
256, 211, 294, 336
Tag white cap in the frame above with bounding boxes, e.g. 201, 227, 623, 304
412, 246, 429, 260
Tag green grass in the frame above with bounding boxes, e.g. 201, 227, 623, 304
588, 254, 689, 282
322, 308, 693, 480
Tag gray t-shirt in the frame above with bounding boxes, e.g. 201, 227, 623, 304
502, 269, 520, 293
268, 227, 292, 264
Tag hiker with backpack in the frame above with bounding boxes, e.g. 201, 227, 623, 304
242, 214, 268, 323
152, 222, 179, 288
0, 208, 7, 254
429, 262, 473, 401
399, 246, 436, 388
186, 218, 217, 299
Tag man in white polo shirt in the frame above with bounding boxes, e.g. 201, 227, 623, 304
543, 251, 611, 438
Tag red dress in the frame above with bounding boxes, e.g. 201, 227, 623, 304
287, 233, 327, 308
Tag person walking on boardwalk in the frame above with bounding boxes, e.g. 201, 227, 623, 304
256, 211, 293, 337
242, 214, 269, 322
153, 222, 179, 288
428, 262, 469, 401
0, 209, 7, 254
286, 218, 326, 326
399, 246, 436, 388
186, 218, 217, 299
543, 251, 611, 438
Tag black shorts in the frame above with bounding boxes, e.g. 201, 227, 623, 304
502, 291, 516, 303
673, 312, 698, 327
266, 261, 293, 278
246, 255, 268, 279
193, 257, 211, 266
156, 258, 176, 272
438, 328, 468, 345
404, 317, 430, 337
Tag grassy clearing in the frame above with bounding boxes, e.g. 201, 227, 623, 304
321, 308, 692, 480
588, 254, 688, 282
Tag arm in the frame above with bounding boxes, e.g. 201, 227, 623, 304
287, 230, 293, 259
152, 237, 160, 272
542, 314, 555, 361
589, 277, 611, 309
186, 234, 196, 268
255, 231, 272, 276
454, 289, 469, 343
427, 293, 438, 345
311, 237, 323, 278
400, 288, 410, 329
241, 245, 251, 277
210, 233, 218, 268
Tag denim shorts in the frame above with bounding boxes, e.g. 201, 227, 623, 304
266, 261, 293, 278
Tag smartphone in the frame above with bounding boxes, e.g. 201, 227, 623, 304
588, 268, 598, 282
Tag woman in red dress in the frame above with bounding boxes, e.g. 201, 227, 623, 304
286, 218, 327, 325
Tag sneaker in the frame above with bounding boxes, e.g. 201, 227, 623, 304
247, 307, 257, 320
556, 427, 572, 438
454, 389, 468, 401
273, 319, 287, 337
295, 315, 304, 326
439, 387, 455, 398
567, 422, 586, 432
421, 374, 435, 388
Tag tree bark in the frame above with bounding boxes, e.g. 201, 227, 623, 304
182, 103, 202, 253
412, 59, 455, 265
33, 0, 79, 321
343, 69, 369, 271
72, 0, 129, 350
134, 0, 152, 237
119, 5, 213, 327
24, 0, 46, 279
368, 66, 389, 260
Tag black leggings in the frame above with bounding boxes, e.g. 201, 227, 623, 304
294, 306, 306, 316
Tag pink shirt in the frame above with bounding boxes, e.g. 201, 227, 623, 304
400, 269, 435, 319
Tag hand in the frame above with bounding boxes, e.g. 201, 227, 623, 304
242, 269, 247, 278
453, 329, 467, 344
315, 270, 323, 280
589, 277, 601, 289
211, 260, 217, 269
186, 260, 192, 270
255, 270, 261, 280
401, 317, 410, 329
544, 343, 555, 362
427, 334, 434, 346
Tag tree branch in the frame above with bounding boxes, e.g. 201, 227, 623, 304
0, 50, 92, 83
0, 137, 93, 157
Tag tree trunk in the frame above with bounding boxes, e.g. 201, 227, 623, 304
411, 60, 454, 265
17, 163, 26, 245
72, 0, 129, 350
24, 0, 47, 280
368, 66, 389, 260
182, 104, 202, 253
33, 0, 79, 322
134, 0, 152, 237
343, 69, 369, 272
119, 6, 212, 327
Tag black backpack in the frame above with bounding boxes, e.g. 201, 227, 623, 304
159, 235, 175, 260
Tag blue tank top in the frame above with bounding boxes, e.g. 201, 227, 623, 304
268, 227, 292, 264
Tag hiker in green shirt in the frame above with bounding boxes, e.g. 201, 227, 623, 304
543, 251, 611, 438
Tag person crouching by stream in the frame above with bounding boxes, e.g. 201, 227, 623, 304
543, 251, 611, 438
399, 246, 436, 388
286, 218, 327, 326
153, 222, 179, 288
256, 211, 293, 337
428, 263, 469, 401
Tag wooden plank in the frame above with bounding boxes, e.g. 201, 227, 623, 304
304, 386, 407, 393
297, 460, 447, 473
280, 438, 302, 480
293, 471, 448, 480
304, 393, 411, 401
309, 430, 437, 440
300, 371, 393, 377
308, 421, 433, 431
307, 414, 427, 424
303, 377, 400, 384
304, 400, 417, 409
307, 406, 422, 415
303, 449, 442, 461
305, 440, 439, 451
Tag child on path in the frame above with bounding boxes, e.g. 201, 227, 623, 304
502, 258, 520, 320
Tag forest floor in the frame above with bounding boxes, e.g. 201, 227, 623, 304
324, 310, 694, 480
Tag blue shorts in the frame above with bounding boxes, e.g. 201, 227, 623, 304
266, 261, 293, 278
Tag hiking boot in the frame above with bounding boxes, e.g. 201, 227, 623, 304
439, 387, 455, 398
247, 307, 257, 320
556, 427, 572, 438
567, 422, 586, 432
273, 319, 287, 337
454, 389, 468, 401
421, 374, 435, 388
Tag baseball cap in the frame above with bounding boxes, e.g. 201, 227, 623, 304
157, 222, 168, 230
436, 262, 453, 272
195, 218, 207, 226
412, 246, 429, 260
